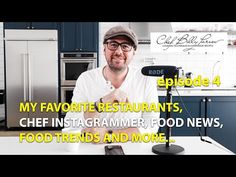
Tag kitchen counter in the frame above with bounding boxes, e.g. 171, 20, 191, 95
157, 87, 236, 96
0, 136, 233, 155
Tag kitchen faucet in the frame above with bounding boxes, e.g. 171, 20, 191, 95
211, 60, 221, 87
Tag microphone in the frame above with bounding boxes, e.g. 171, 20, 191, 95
141, 65, 212, 154
142, 65, 185, 155
141, 65, 178, 79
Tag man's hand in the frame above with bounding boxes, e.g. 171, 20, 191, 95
84, 89, 129, 117
112, 127, 140, 141
102, 89, 129, 103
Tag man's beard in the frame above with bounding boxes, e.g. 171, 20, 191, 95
108, 59, 127, 72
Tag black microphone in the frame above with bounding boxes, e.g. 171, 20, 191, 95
141, 65, 178, 79
142, 65, 185, 155
141, 65, 211, 154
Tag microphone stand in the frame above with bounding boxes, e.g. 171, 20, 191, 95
152, 84, 185, 155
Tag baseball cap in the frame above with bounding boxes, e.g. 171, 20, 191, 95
103, 25, 138, 50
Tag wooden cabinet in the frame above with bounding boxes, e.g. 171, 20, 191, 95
31, 22, 58, 29
4, 22, 58, 29
207, 96, 236, 153
172, 96, 206, 136
4, 22, 99, 52
158, 95, 236, 153
158, 96, 206, 136
59, 22, 98, 52
4, 22, 31, 29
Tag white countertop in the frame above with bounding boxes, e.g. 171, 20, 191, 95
157, 87, 236, 96
0, 136, 234, 155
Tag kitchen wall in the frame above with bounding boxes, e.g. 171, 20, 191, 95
0, 22, 3, 89
0, 22, 4, 122
99, 22, 236, 88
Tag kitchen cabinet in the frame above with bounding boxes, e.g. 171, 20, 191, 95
158, 95, 236, 153
59, 22, 98, 52
4, 22, 99, 52
4, 22, 31, 29
4, 22, 58, 29
158, 96, 206, 136
31, 22, 58, 29
207, 96, 236, 153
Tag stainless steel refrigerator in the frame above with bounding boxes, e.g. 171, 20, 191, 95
4, 30, 58, 128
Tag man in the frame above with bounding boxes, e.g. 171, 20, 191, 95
64, 25, 160, 143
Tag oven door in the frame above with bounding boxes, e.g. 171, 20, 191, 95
61, 59, 96, 86
61, 86, 75, 115
61, 86, 75, 104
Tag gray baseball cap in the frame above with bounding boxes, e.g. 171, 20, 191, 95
103, 25, 138, 50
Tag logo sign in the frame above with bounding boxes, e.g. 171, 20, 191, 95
151, 32, 227, 53
149, 69, 164, 76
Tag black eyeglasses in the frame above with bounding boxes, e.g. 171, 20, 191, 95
106, 41, 133, 52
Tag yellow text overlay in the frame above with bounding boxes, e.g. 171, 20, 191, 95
19, 102, 182, 113
19, 132, 175, 143
157, 75, 221, 88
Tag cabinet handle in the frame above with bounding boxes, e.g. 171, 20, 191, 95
79, 48, 82, 51
75, 48, 79, 51
31, 26, 34, 29
208, 98, 212, 102
22, 53, 27, 102
26, 26, 30, 29
202, 99, 206, 102
27, 53, 32, 102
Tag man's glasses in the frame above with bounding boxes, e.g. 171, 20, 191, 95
106, 41, 133, 52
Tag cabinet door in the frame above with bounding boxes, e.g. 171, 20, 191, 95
31, 22, 58, 29
172, 96, 206, 136
207, 97, 236, 153
60, 22, 77, 52
79, 22, 98, 52
4, 22, 59, 29
59, 22, 98, 52
158, 96, 205, 136
4, 22, 31, 29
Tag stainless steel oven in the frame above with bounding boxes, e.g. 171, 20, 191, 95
60, 52, 97, 86
61, 86, 74, 104
60, 86, 75, 115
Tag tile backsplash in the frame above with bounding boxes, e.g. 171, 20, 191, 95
99, 22, 236, 88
